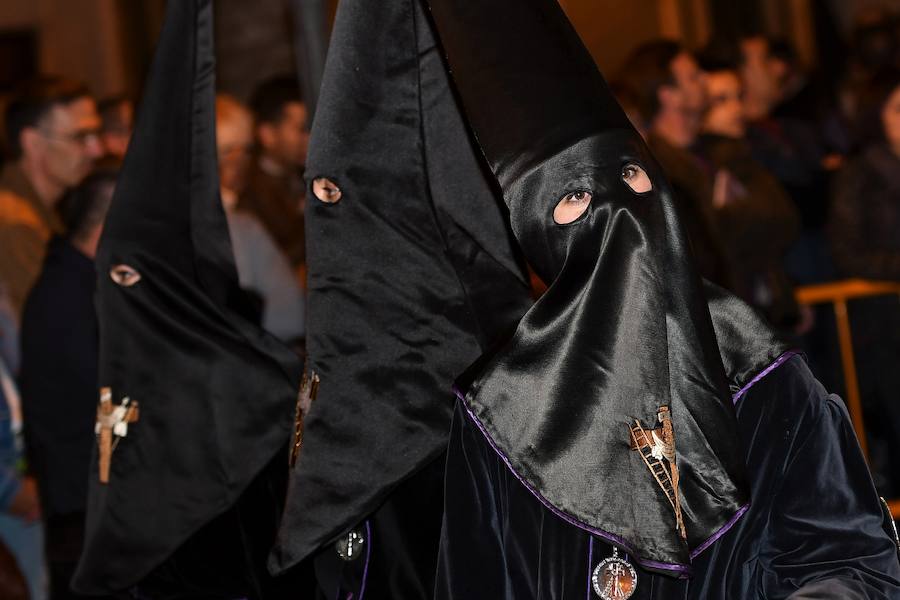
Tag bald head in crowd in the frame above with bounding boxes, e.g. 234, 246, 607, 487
215, 94, 254, 209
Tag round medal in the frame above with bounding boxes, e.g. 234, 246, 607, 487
591, 549, 637, 600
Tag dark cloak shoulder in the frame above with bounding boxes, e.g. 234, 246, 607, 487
436, 353, 900, 599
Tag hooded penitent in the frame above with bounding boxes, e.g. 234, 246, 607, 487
424, 0, 785, 574
270, 0, 533, 574
72, 0, 302, 594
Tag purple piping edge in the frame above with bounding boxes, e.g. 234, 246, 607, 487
456, 388, 692, 577
586, 536, 594, 600
688, 350, 796, 558
732, 350, 798, 405
454, 349, 799, 577
358, 520, 372, 600
689, 503, 749, 559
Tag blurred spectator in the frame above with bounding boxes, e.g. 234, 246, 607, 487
737, 35, 783, 123
618, 41, 733, 289
216, 94, 305, 344
0, 361, 32, 600
694, 59, 803, 332
19, 171, 115, 599
0, 77, 103, 317
702, 34, 834, 288
829, 69, 900, 281
96, 97, 134, 165
769, 37, 849, 163
850, 11, 898, 82
0, 287, 43, 600
736, 35, 832, 234
609, 81, 646, 138
241, 76, 308, 269
827, 69, 900, 495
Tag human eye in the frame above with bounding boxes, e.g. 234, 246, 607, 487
621, 163, 652, 193
312, 177, 342, 204
553, 190, 593, 224
109, 264, 142, 287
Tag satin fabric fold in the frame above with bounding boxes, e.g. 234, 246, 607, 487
73, 1, 302, 593
270, 0, 531, 575
423, 0, 775, 572
438, 354, 900, 599
453, 129, 753, 573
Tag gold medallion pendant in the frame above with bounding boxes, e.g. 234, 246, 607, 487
592, 547, 637, 600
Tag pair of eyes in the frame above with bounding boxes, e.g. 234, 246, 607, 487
552, 163, 652, 224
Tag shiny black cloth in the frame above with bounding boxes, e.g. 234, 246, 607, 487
426, 0, 774, 572
271, 0, 531, 581
436, 354, 900, 599
72, 0, 303, 594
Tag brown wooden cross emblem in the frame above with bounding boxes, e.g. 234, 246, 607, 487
629, 406, 686, 540
289, 370, 319, 467
95, 387, 140, 484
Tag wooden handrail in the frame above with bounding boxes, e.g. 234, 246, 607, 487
795, 278, 900, 517
795, 279, 900, 305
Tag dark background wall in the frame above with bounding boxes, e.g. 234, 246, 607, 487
0, 0, 895, 99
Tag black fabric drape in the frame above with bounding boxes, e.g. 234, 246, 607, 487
73, 1, 304, 594
271, 0, 531, 581
437, 354, 900, 599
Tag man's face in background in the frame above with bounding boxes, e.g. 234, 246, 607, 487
670, 51, 707, 115
33, 97, 103, 190
258, 101, 309, 169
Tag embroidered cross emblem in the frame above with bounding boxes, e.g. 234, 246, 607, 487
289, 370, 320, 467
629, 406, 686, 540
95, 387, 140, 484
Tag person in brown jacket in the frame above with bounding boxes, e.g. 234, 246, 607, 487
0, 78, 103, 317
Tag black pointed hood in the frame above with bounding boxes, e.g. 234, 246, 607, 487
423, 0, 633, 193
72, 0, 301, 593
270, 0, 532, 572
425, 0, 787, 575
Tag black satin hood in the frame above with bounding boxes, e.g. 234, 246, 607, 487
421, 0, 632, 189
455, 128, 752, 572
424, 0, 789, 574
270, 0, 532, 573
73, 0, 301, 593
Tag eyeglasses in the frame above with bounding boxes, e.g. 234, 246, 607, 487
39, 127, 102, 146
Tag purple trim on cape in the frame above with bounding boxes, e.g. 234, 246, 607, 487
586, 536, 594, 600
689, 502, 749, 559
733, 350, 798, 405
456, 388, 692, 577
358, 520, 372, 600
455, 350, 799, 576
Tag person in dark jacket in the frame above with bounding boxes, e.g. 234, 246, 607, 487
830, 70, 900, 282
694, 60, 803, 333
828, 69, 900, 496
617, 41, 734, 290
20, 170, 115, 599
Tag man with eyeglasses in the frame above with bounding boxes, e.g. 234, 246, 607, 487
0, 77, 103, 318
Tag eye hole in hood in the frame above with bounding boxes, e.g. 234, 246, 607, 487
109, 264, 142, 287
553, 190, 593, 225
312, 177, 342, 204
621, 162, 652, 194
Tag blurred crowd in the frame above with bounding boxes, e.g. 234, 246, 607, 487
611, 22, 900, 507
0, 73, 309, 597
0, 6, 897, 600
